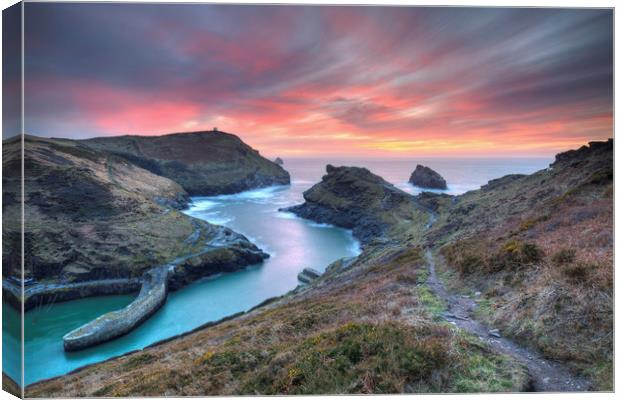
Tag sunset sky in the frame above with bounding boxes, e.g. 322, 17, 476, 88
10, 4, 614, 157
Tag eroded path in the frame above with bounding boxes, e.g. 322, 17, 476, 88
424, 249, 591, 392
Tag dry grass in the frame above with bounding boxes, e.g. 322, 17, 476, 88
438, 180, 613, 390
27, 247, 529, 397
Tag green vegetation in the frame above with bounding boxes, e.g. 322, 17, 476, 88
190, 322, 526, 395
417, 286, 446, 319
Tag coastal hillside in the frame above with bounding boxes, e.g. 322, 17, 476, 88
25, 140, 612, 396
433, 140, 613, 389
2, 135, 267, 300
82, 130, 290, 195
426, 139, 613, 246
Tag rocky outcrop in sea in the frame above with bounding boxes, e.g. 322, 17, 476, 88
282, 164, 420, 245
409, 165, 447, 189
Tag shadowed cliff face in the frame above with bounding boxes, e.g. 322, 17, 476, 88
82, 130, 291, 195
2, 135, 266, 286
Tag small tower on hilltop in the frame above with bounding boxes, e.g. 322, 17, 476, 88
213, 127, 218, 132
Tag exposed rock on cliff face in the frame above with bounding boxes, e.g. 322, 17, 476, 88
409, 165, 447, 189
274, 157, 284, 165
2, 135, 268, 307
82, 130, 290, 195
282, 165, 427, 245
167, 227, 268, 290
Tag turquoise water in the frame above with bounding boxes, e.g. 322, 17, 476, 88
7, 156, 551, 385
2, 301, 21, 387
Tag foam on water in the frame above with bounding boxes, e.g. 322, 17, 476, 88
186, 199, 219, 213
210, 185, 287, 201
347, 232, 363, 254
308, 221, 336, 229
274, 211, 336, 229
274, 211, 299, 220
397, 182, 486, 196
201, 212, 235, 226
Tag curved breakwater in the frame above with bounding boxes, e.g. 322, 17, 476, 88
62, 266, 169, 351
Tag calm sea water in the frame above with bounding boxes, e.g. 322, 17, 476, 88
6, 156, 551, 385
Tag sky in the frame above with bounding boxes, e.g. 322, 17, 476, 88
6, 4, 614, 157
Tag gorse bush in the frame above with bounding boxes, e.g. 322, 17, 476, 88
518, 214, 549, 232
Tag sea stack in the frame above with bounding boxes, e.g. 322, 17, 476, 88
409, 165, 447, 190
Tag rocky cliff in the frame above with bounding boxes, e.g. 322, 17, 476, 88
282, 164, 428, 245
82, 130, 290, 195
2, 135, 267, 301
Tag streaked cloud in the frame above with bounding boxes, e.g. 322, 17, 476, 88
15, 4, 612, 156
